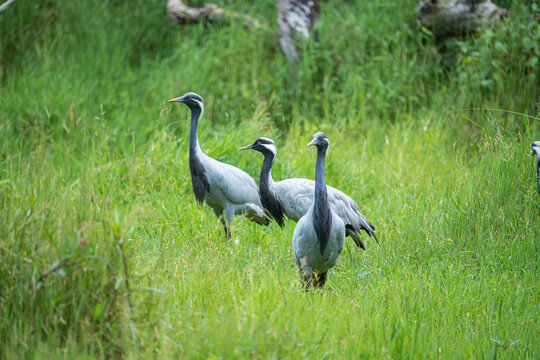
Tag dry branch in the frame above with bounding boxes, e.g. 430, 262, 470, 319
0, 0, 18, 14
418, 0, 508, 39
37, 259, 82, 285
167, 0, 260, 28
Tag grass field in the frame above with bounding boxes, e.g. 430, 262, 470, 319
1, 0, 539, 358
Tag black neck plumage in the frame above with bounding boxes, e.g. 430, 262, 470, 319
259, 152, 285, 227
312, 146, 332, 254
188, 106, 209, 204
536, 158, 540, 195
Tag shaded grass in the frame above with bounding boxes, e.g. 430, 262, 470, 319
1, 0, 539, 358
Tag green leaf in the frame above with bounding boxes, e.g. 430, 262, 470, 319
92, 302, 104, 320
115, 277, 124, 290
138, 286, 165, 294
525, 56, 538, 68
50, 259, 61, 271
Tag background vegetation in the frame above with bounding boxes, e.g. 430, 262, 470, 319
1, 0, 539, 358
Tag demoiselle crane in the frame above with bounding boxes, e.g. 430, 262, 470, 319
168, 92, 269, 240
240, 137, 377, 249
292, 132, 345, 289
532, 141, 540, 195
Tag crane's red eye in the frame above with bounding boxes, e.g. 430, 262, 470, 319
257, 141, 261, 145
188, 97, 193, 100
320, 136, 324, 140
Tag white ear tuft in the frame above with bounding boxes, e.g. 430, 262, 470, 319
194, 99, 204, 118
263, 143, 277, 156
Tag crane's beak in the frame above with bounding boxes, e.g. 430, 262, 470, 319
239, 145, 251, 150
307, 140, 316, 147
168, 96, 184, 103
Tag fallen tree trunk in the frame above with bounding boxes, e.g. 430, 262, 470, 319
167, 0, 261, 28
418, 0, 508, 39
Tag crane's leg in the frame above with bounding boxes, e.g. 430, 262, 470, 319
301, 268, 313, 291
300, 271, 311, 290
213, 208, 230, 240
221, 218, 230, 240
316, 272, 327, 289
223, 207, 236, 241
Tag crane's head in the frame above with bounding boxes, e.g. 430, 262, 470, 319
168, 92, 204, 112
532, 141, 540, 161
307, 132, 329, 149
240, 137, 277, 157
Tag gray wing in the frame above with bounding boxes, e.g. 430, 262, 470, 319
273, 178, 378, 248
273, 178, 315, 222
327, 185, 377, 242
203, 156, 269, 225
274, 177, 377, 243
203, 155, 261, 206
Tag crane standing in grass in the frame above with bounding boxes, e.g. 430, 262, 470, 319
532, 141, 540, 195
240, 137, 377, 249
168, 92, 269, 240
292, 132, 345, 289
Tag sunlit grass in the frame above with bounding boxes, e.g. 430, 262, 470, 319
1, 0, 539, 358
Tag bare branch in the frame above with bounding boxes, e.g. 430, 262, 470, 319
37, 259, 82, 285
0, 0, 18, 14
167, 0, 261, 28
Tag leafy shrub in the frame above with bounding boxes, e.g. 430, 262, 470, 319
455, 3, 540, 117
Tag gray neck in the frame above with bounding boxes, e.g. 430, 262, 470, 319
260, 152, 275, 191
537, 157, 540, 195
314, 146, 328, 207
260, 152, 285, 227
312, 145, 331, 254
189, 107, 202, 154
187, 105, 209, 204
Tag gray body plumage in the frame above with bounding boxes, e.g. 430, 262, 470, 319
532, 141, 540, 195
292, 132, 345, 289
277, 0, 319, 62
196, 149, 269, 227
241, 137, 376, 249
275, 179, 376, 248
293, 206, 345, 277
169, 92, 269, 239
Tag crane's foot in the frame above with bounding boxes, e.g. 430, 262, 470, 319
300, 269, 315, 291
316, 272, 327, 289
222, 225, 231, 241
218, 217, 231, 240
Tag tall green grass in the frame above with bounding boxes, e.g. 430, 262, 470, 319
1, 0, 539, 358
